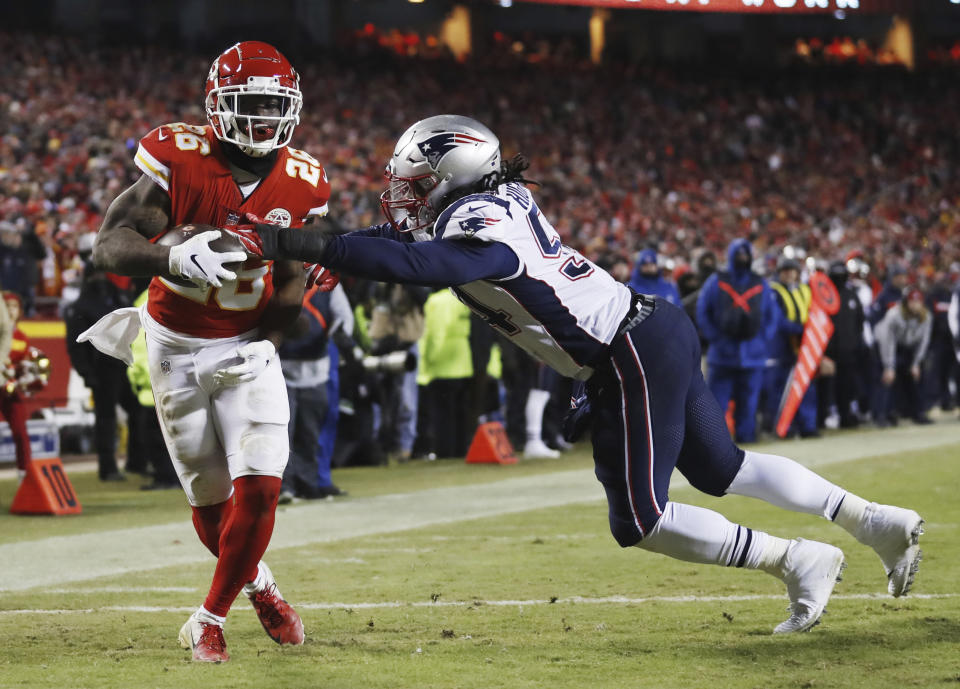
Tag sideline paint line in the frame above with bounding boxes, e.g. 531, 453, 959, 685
2, 423, 957, 592
1, 593, 956, 616
44, 586, 198, 594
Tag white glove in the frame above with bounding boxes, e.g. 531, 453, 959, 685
214, 340, 276, 386
168, 230, 247, 288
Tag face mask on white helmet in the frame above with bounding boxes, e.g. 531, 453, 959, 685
380, 115, 501, 238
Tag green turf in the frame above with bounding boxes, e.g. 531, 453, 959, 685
1, 437, 957, 689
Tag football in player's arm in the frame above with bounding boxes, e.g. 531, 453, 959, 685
94, 173, 323, 350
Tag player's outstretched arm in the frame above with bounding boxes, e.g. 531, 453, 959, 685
239, 222, 519, 287
93, 175, 172, 276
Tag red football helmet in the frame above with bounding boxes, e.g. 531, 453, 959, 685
205, 41, 303, 158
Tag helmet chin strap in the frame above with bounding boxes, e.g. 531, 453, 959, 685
233, 129, 274, 158
220, 140, 279, 178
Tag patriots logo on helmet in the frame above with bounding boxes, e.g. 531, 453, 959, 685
458, 216, 500, 238
418, 132, 487, 169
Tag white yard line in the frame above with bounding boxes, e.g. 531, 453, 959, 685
0, 593, 956, 616
1, 422, 957, 593
43, 586, 198, 594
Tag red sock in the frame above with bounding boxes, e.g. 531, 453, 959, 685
191, 499, 233, 557
202, 475, 281, 618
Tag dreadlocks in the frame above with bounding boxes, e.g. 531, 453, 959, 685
493, 154, 539, 189
437, 153, 540, 213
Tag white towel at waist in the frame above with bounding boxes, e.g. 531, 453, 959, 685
76, 306, 143, 366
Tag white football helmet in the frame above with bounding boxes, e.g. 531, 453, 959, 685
380, 115, 501, 236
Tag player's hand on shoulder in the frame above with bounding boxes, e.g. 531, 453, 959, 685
167, 230, 247, 289
213, 340, 276, 386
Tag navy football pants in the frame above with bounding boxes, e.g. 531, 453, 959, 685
590, 299, 745, 547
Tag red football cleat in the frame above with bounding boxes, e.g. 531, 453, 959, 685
178, 614, 230, 663
250, 584, 305, 645
247, 562, 304, 645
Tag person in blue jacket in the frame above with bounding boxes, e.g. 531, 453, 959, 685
628, 249, 680, 305
696, 238, 777, 443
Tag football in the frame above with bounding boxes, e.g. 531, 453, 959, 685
156, 223, 250, 287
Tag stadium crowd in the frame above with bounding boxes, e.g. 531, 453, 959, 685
1, 32, 959, 487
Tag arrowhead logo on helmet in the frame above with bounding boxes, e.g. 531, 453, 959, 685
417, 132, 488, 169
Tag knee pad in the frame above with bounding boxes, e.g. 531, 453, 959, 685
232, 422, 289, 477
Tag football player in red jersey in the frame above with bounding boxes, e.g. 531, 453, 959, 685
91, 41, 330, 663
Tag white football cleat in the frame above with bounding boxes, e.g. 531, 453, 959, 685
774, 538, 846, 634
178, 612, 229, 663
854, 503, 924, 597
523, 440, 560, 459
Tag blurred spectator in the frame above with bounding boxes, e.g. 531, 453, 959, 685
764, 257, 818, 437
628, 249, 680, 305
366, 283, 428, 463
468, 313, 506, 429
280, 283, 354, 500
869, 264, 908, 325
821, 261, 867, 428
418, 287, 474, 459
63, 259, 136, 481
697, 239, 777, 443
0, 220, 45, 315
126, 290, 178, 490
682, 251, 718, 353
0, 293, 33, 480
874, 289, 933, 426
523, 364, 562, 459
0, 290, 11, 364
950, 287, 960, 370
924, 278, 959, 412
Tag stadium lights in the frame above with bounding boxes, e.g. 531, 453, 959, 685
500, 0, 514, 6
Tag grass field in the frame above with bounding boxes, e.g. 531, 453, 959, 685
1, 422, 958, 689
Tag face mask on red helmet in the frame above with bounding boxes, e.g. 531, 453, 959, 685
205, 41, 303, 158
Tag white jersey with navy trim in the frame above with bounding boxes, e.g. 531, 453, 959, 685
432, 182, 632, 380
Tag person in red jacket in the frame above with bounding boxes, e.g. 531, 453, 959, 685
1, 293, 33, 481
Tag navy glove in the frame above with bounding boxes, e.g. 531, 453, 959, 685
562, 393, 593, 443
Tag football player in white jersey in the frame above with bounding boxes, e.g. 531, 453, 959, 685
234, 115, 924, 634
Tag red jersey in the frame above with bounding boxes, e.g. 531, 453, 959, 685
134, 123, 331, 338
